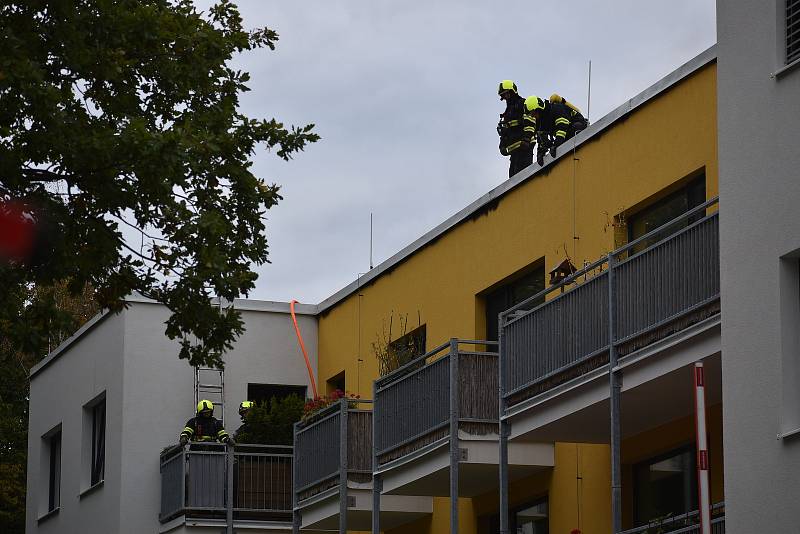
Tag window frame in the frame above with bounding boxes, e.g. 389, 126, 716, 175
625, 173, 706, 255
387, 323, 427, 367
46, 428, 62, 513
632, 444, 698, 527
90, 399, 106, 486
483, 260, 546, 342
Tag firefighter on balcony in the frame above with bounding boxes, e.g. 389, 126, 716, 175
234, 400, 254, 441
525, 94, 587, 165
497, 80, 534, 177
179, 399, 233, 446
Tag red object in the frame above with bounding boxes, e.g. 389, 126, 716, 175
290, 299, 318, 398
571, 530, 582, 534
0, 201, 37, 263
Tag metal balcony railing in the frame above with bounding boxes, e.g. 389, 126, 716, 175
619, 502, 725, 534
293, 398, 373, 504
159, 443, 293, 523
373, 339, 499, 467
500, 198, 720, 407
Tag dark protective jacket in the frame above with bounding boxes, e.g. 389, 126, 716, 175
498, 93, 533, 155
180, 415, 230, 442
536, 97, 586, 146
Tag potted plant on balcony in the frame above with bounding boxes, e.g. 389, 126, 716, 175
301, 389, 361, 423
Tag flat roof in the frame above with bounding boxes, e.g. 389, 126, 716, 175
317, 45, 717, 313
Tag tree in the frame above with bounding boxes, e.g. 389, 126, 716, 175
0, 0, 319, 368
0, 281, 98, 533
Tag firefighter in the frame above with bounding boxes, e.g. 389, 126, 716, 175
549, 93, 588, 139
525, 95, 586, 165
179, 399, 232, 445
497, 80, 534, 177
234, 400, 254, 441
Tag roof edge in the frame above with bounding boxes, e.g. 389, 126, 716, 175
316, 44, 718, 314
30, 295, 318, 380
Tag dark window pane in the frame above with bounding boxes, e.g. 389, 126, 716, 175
48, 431, 61, 511
248, 384, 308, 405
91, 401, 106, 485
388, 324, 427, 367
634, 446, 697, 526
486, 265, 545, 341
628, 174, 706, 254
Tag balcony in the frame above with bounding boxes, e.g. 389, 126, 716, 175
293, 398, 431, 532
500, 198, 721, 443
620, 502, 725, 534
373, 339, 553, 498
159, 443, 292, 531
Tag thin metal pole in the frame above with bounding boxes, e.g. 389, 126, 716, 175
608, 253, 622, 533
292, 422, 301, 534
694, 362, 711, 534
498, 316, 510, 534
587, 60, 592, 123
372, 381, 381, 534
449, 338, 460, 534
226, 444, 234, 534
339, 399, 348, 534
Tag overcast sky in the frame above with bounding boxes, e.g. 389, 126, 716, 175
193, 1, 717, 304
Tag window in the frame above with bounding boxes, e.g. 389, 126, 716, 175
82, 392, 106, 491
45, 429, 62, 513
326, 371, 346, 394
634, 446, 697, 526
477, 497, 549, 534
787, 0, 800, 64
627, 174, 705, 254
387, 324, 426, 367
247, 383, 307, 405
779, 254, 800, 435
90, 400, 106, 485
485, 264, 546, 342
514, 499, 549, 534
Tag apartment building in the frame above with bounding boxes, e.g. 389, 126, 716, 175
297, 46, 720, 534
25, 297, 318, 534
717, 0, 800, 532
28, 5, 798, 529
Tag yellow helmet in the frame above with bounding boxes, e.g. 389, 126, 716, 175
498, 80, 518, 95
197, 399, 214, 414
525, 95, 545, 112
239, 400, 254, 416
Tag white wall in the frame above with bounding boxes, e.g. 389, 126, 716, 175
26, 299, 318, 534
26, 312, 124, 534
717, 0, 800, 531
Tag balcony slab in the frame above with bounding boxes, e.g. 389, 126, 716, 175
296, 481, 432, 532
505, 315, 721, 444
377, 435, 553, 497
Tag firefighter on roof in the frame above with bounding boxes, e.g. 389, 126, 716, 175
497, 80, 534, 177
525, 94, 587, 165
179, 399, 232, 445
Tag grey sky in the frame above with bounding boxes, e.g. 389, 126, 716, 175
195, 1, 716, 304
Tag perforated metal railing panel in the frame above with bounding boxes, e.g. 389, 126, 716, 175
374, 355, 450, 456
294, 411, 341, 491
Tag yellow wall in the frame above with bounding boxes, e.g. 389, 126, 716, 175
318, 63, 718, 533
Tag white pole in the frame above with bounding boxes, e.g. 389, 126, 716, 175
694, 362, 711, 534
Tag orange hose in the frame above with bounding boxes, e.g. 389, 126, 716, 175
290, 300, 318, 398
